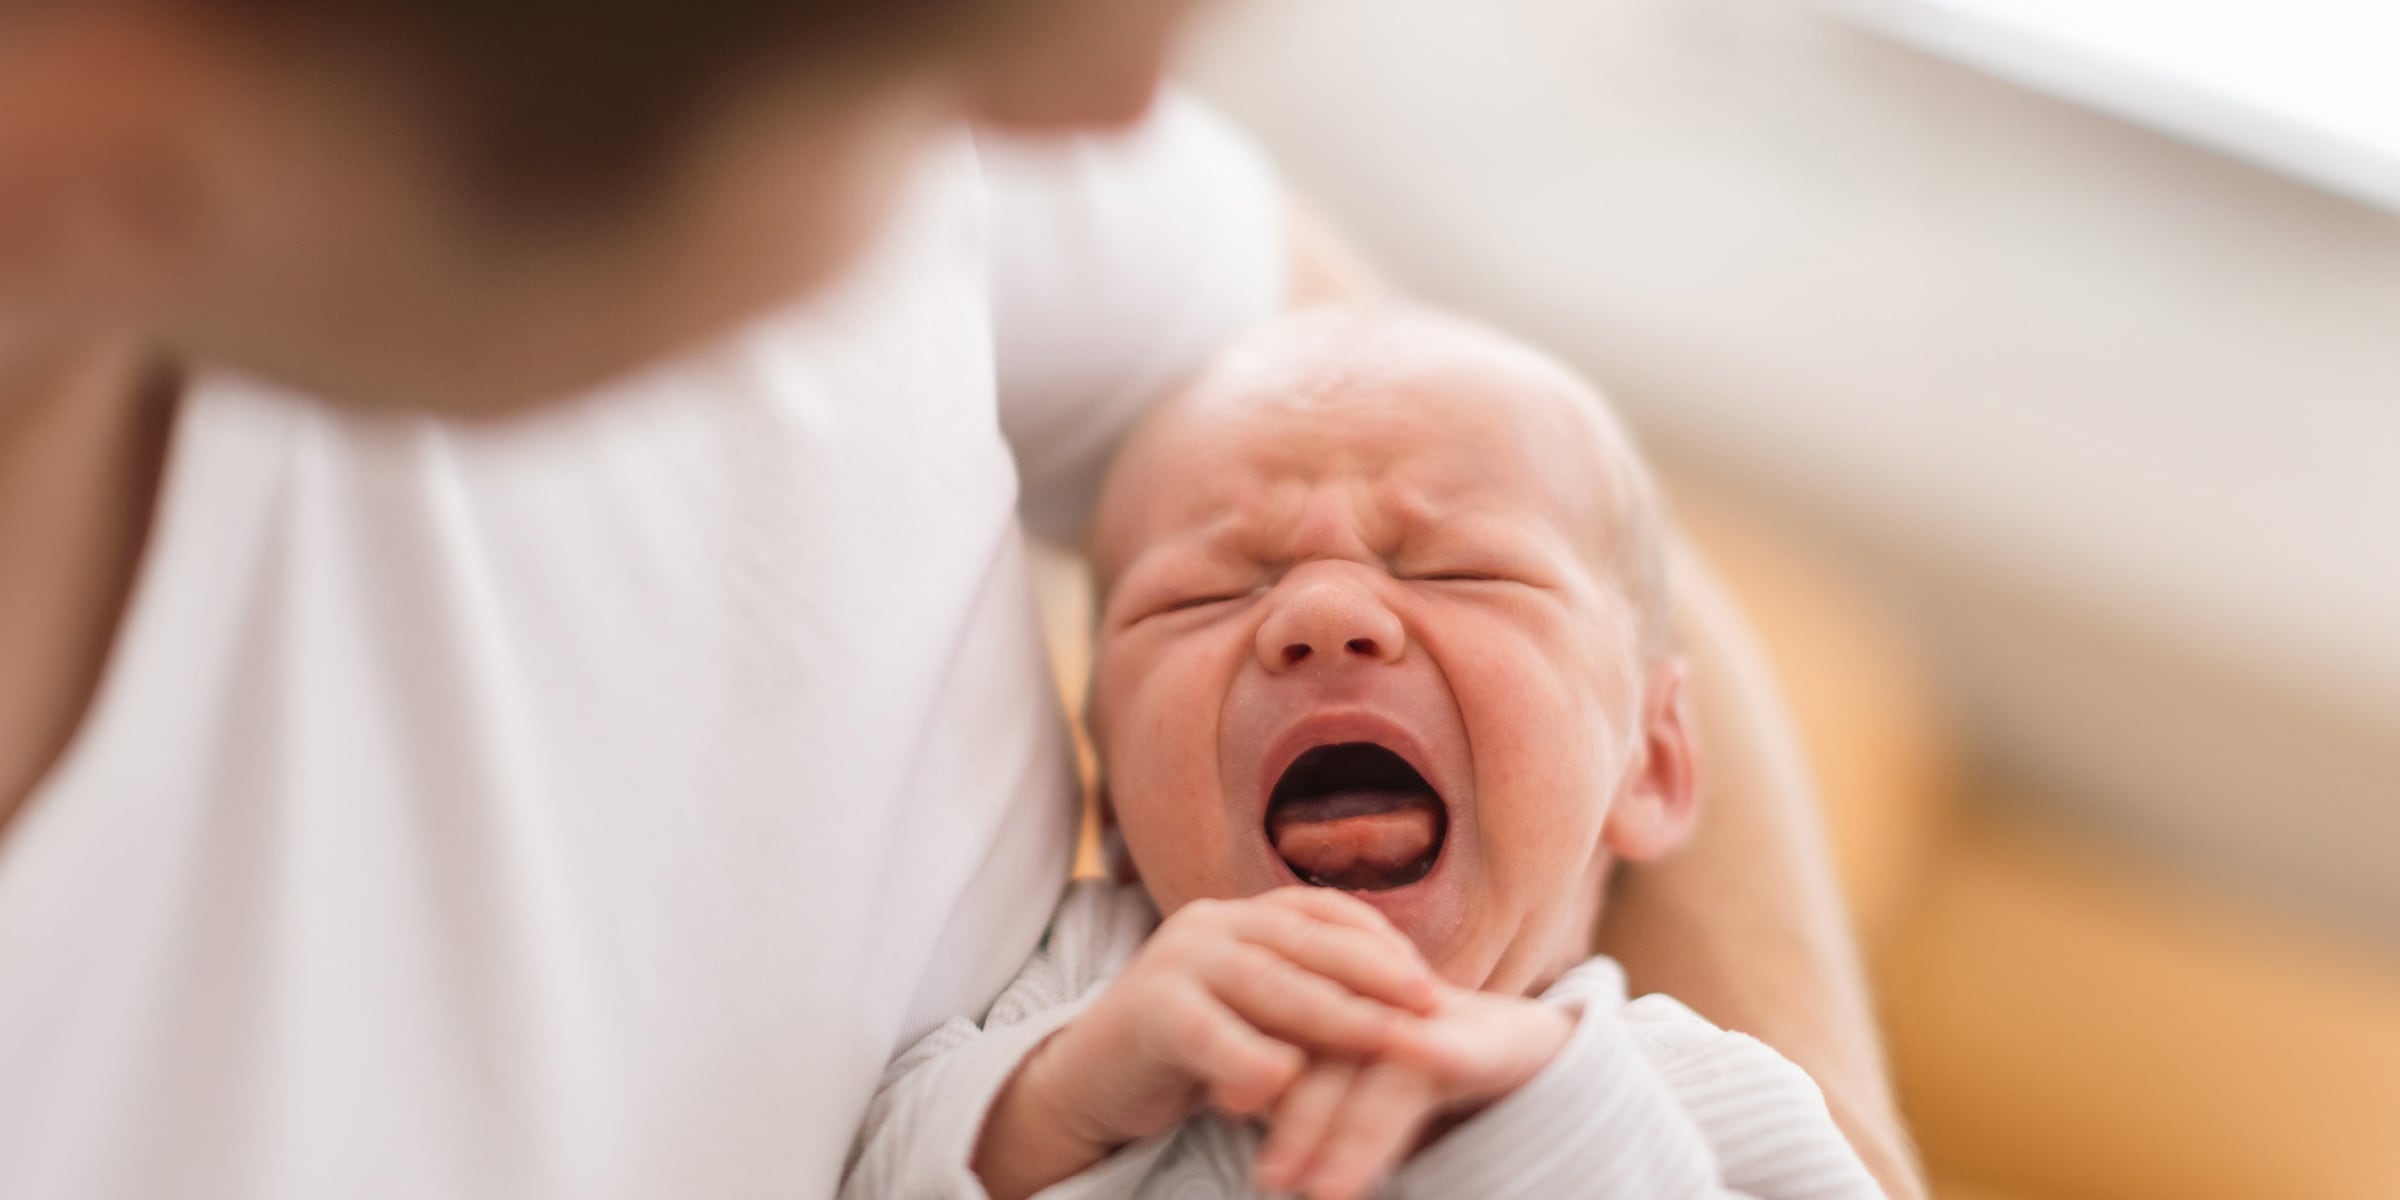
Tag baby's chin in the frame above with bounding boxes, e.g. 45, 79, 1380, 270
1268, 849, 1476, 986
1372, 866, 1613, 997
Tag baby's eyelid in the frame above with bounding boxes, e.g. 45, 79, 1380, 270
1410, 566, 1570, 594
1165, 592, 1242, 612
1140, 585, 1260, 620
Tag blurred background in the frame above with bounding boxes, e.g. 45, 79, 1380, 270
1059, 0, 2400, 1195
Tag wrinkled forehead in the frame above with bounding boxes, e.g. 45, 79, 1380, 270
1094, 310, 1635, 578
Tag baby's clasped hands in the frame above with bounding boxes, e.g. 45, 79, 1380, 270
977, 886, 1572, 1200
1253, 978, 1576, 1199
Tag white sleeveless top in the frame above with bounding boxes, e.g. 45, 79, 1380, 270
0, 97, 1283, 1200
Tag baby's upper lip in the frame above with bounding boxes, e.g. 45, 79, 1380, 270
1255, 708, 1456, 821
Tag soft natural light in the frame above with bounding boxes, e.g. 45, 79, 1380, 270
1830, 0, 2400, 211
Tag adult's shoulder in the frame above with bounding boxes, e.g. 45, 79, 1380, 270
973, 92, 1290, 542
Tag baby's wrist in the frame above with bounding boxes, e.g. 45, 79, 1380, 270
973, 1033, 1119, 1200
1017, 1029, 1127, 1152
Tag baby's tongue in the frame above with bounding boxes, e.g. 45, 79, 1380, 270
1268, 791, 1442, 891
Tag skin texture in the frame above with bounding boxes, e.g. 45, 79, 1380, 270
1089, 309, 1698, 993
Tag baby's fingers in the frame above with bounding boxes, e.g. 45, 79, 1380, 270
1208, 946, 1406, 1059
1255, 886, 1415, 953
1386, 989, 1574, 1104
1253, 1060, 1357, 1194
1232, 901, 1437, 1015
1141, 990, 1305, 1117
1298, 1060, 1439, 1200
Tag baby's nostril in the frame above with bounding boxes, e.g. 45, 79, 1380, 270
1345, 638, 1377, 656
1283, 643, 1313, 666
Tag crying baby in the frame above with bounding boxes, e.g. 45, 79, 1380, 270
841, 308, 1881, 1200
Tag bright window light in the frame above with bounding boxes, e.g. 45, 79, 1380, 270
1824, 0, 2400, 213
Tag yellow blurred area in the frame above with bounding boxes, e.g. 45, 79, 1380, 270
1029, 474, 2400, 1199
1886, 815, 2400, 1200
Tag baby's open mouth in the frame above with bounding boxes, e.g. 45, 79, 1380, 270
1266, 743, 1446, 892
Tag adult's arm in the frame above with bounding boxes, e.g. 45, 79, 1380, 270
1594, 549, 1923, 1200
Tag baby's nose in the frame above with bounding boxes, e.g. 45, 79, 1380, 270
1255, 572, 1407, 672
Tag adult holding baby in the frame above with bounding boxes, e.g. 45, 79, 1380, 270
0, 1, 1914, 1197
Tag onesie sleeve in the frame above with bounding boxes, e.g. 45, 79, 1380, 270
1391, 961, 1883, 1200
1621, 993, 1888, 1200
839, 883, 1160, 1200
978, 92, 1288, 543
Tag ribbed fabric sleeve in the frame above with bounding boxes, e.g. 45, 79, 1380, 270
839, 884, 1883, 1199
838, 883, 1161, 1200
1394, 984, 1719, 1197
837, 1004, 1082, 1200
1624, 995, 1885, 1200
1390, 959, 1881, 1199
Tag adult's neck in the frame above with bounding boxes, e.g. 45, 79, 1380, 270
0, 330, 177, 837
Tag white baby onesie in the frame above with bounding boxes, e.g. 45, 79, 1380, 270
843, 881, 1884, 1199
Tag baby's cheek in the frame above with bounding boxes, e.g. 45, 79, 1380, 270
1466, 657, 1619, 877
1111, 673, 1236, 869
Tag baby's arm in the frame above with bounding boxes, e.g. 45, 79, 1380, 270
839, 884, 1135, 1200
839, 885, 1435, 1200
976, 888, 1435, 1199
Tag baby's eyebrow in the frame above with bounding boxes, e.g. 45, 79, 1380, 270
1103, 534, 1239, 600
1177, 502, 1281, 560
1095, 502, 1239, 582
1382, 478, 1449, 528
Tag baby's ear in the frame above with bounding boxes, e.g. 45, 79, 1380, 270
1601, 660, 1700, 862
